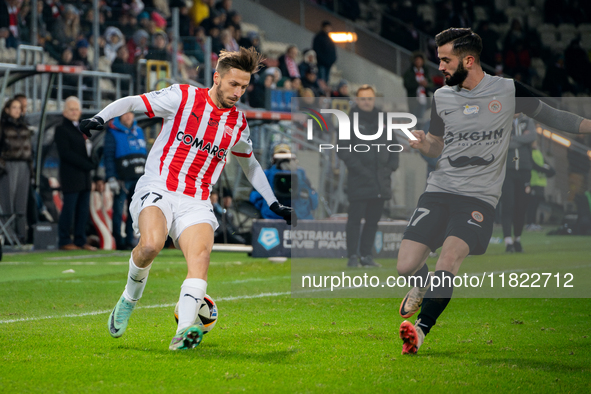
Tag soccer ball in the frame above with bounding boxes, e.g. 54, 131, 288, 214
174, 294, 218, 334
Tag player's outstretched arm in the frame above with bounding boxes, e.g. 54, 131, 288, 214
409, 130, 444, 158
80, 96, 147, 137
234, 154, 298, 226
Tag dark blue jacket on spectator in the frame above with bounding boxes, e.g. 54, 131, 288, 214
104, 117, 147, 181
250, 165, 318, 220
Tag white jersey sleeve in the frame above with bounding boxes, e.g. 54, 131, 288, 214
95, 84, 184, 123
230, 122, 254, 158
140, 84, 184, 119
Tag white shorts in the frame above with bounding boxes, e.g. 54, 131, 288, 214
129, 185, 219, 247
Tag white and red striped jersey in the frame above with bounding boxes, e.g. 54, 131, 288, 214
135, 84, 253, 200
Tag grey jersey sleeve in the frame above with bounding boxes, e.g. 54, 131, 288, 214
514, 81, 583, 134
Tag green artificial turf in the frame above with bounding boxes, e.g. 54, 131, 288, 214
1, 230, 590, 393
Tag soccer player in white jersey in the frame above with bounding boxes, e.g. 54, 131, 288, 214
396, 28, 591, 355
79, 48, 296, 350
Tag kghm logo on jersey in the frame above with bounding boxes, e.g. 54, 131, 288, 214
176, 131, 228, 160
488, 100, 502, 113
443, 128, 504, 146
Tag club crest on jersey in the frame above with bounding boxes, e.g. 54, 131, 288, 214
463, 105, 479, 115
488, 100, 502, 113
208, 119, 219, 128
176, 131, 228, 160
471, 211, 484, 222
224, 125, 234, 137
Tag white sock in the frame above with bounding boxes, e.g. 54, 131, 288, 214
123, 254, 151, 302
515, 236, 521, 242
177, 278, 207, 333
504, 237, 513, 246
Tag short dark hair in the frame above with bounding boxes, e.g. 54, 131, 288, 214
13, 93, 27, 101
435, 28, 482, 62
216, 46, 264, 76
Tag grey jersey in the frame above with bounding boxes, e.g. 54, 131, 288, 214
426, 74, 533, 207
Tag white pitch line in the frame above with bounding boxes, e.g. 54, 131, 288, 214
0, 291, 291, 324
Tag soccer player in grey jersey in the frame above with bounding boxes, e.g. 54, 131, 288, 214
397, 28, 591, 355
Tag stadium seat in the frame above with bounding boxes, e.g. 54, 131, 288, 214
474, 7, 488, 22
495, 0, 510, 10
527, 11, 544, 29
505, 7, 525, 23
514, 0, 530, 9
557, 24, 577, 44
417, 4, 435, 23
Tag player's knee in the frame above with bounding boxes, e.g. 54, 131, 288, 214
137, 239, 164, 260
396, 265, 414, 278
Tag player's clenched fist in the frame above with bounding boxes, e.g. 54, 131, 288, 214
408, 130, 426, 150
79, 116, 105, 137
270, 202, 298, 226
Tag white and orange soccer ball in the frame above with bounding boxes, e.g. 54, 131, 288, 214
174, 294, 218, 334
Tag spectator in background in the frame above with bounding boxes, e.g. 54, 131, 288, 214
212, 188, 247, 244
338, 85, 399, 268
209, 26, 225, 55
0, 98, 32, 243
226, 11, 242, 31
291, 77, 303, 95
200, 9, 224, 33
13, 94, 27, 117
564, 38, 591, 92
246, 31, 261, 53
146, 31, 168, 61
526, 140, 554, 230
190, 0, 214, 26
52, 4, 80, 49
331, 79, 349, 98
215, 0, 233, 15
501, 114, 537, 253
104, 112, 147, 250
279, 45, 301, 79
57, 47, 79, 97
54, 97, 100, 251
542, 55, 573, 97
0, 0, 21, 48
302, 68, 324, 97
104, 26, 125, 65
81, 7, 106, 39
220, 28, 239, 52
111, 46, 136, 92
567, 135, 590, 203
127, 29, 150, 64
118, 10, 136, 38
72, 39, 92, 69
250, 144, 318, 221
313, 21, 337, 83
403, 52, 433, 125
476, 21, 499, 67
248, 72, 273, 108
298, 49, 317, 79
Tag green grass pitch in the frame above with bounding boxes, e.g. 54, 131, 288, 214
1, 230, 590, 393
